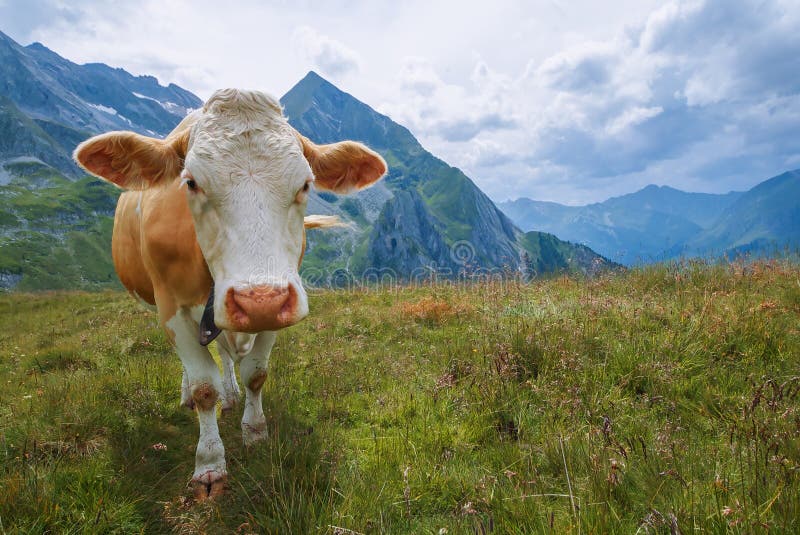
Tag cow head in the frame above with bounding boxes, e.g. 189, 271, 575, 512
74, 88, 386, 333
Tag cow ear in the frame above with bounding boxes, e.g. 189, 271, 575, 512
298, 134, 387, 193
74, 129, 189, 190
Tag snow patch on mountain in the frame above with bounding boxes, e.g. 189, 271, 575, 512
87, 102, 118, 116
133, 92, 193, 117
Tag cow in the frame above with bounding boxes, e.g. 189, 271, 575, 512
74, 88, 386, 499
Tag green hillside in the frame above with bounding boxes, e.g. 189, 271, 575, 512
0, 166, 120, 290
684, 169, 800, 256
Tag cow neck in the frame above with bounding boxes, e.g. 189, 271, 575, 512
199, 281, 221, 346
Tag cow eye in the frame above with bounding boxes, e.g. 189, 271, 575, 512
295, 181, 311, 204
181, 177, 199, 192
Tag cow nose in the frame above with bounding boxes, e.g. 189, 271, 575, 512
224, 283, 305, 332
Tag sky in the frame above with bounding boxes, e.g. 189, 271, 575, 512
1, 0, 799, 205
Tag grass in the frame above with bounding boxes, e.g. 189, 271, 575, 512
0, 259, 798, 533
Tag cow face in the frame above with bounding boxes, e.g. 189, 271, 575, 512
74, 88, 386, 333
182, 90, 312, 333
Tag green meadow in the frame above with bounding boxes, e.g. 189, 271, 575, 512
0, 260, 798, 533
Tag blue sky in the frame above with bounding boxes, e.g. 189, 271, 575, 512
1, 0, 798, 204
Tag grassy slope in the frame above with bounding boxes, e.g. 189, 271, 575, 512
0, 261, 799, 533
0, 171, 121, 291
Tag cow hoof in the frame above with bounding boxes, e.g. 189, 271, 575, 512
242, 422, 268, 447
190, 470, 227, 501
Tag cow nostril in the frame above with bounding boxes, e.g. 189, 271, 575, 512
226, 287, 247, 323
279, 284, 298, 318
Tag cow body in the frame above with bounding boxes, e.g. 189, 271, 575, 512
74, 89, 386, 499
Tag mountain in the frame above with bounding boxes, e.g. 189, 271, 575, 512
500, 173, 799, 265
0, 29, 201, 290
679, 169, 800, 257
500, 185, 747, 265
0, 30, 611, 290
283, 71, 611, 282
598, 185, 743, 228
0, 94, 85, 182
0, 30, 201, 179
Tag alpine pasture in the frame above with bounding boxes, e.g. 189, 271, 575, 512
1, 260, 798, 533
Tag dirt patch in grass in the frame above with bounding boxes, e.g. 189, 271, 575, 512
397, 296, 474, 325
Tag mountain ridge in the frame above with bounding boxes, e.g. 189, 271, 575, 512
0, 29, 201, 179
500, 172, 798, 264
679, 169, 800, 256
284, 71, 610, 281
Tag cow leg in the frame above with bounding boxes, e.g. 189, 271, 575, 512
180, 367, 195, 410
239, 331, 276, 446
167, 308, 227, 500
216, 337, 241, 412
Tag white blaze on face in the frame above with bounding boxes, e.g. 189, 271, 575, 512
182, 89, 311, 332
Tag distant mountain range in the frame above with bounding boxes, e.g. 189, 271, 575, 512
680, 170, 800, 258
0, 31, 610, 290
499, 170, 800, 265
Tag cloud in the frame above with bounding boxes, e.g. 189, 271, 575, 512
0, 0, 80, 42
382, 57, 520, 143
436, 113, 518, 143
292, 26, 360, 79
535, 42, 617, 92
640, 0, 757, 54
682, 72, 730, 107
397, 57, 442, 96
605, 106, 663, 135
473, 0, 800, 202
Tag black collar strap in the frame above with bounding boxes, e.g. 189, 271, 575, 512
199, 282, 222, 346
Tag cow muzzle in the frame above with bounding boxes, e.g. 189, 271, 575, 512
223, 283, 306, 332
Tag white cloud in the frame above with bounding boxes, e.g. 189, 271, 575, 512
462, 0, 800, 202
383, 58, 519, 144
398, 56, 442, 96
605, 106, 663, 135
535, 41, 617, 92
682, 72, 728, 107
292, 26, 361, 79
